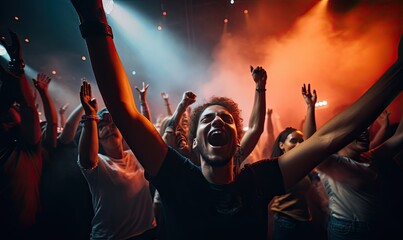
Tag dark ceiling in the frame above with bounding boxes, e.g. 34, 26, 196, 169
1, 0, 401, 125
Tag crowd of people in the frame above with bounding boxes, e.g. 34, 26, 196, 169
1, 1, 402, 239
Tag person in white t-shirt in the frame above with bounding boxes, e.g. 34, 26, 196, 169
77, 80, 157, 240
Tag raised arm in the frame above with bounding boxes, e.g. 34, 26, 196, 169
1, 30, 41, 145
78, 81, 99, 169
261, 108, 275, 158
33, 73, 58, 148
58, 104, 84, 145
59, 103, 70, 129
302, 83, 317, 140
369, 110, 390, 149
135, 82, 152, 122
161, 92, 173, 116
162, 91, 196, 149
278, 38, 403, 190
373, 115, 403, 163
71, 0, 167, 176
236, 66, 267, 164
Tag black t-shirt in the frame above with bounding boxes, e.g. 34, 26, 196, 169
151, 147, 285, 240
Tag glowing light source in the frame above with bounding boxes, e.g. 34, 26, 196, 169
0, 45, 6, 56
243, 9, 249, 14
102, 0, 114, 14
224, 18, 229, 23
51, 70, 57, 75
131, 70, 136, 75
162, 11, 167, 16
230, 0, 235, 5
81, 56, 87, 61
14, 16, 19, 21
157, 25, 162, 31
24, 38, 29, 43
315, 100, 328, 108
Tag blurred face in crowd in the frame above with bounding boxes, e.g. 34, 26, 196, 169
98, 112, 122, 148
279, 130, 304, 154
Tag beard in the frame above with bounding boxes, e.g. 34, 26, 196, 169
197, 141, 237, 167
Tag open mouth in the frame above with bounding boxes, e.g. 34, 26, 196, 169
208, 130, 228, 147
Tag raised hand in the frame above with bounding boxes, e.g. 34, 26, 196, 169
180, 91, 196, 108
32, 73, 52, 93
80, 80, 98, 115
302, 83, 317, 108
250, 65, 267, 87
135, 82, 149, 102
376, 110, 390, 127
59, 103, 70, 115
161, 92, 169, 101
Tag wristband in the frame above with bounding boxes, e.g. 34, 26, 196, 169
256, 88, 266, 93
79, 21, 113, 39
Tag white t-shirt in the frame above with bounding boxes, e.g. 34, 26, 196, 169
318, 153, 380, 222
78, 150, 156, 240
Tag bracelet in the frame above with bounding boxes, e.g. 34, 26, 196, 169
256, 88, 266, 93
80, 114, 100, 124
79, 21, 113, 39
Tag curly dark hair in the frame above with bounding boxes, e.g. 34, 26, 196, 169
188, 96, 244, 145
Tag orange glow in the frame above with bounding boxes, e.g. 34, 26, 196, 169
224, 18, 229, 23
203, 0, 403, 130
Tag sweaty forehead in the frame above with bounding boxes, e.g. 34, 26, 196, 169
202, 105, 231, 116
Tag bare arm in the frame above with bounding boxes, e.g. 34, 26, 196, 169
162, 91, 196, 148
261, 109, 275, 159
279, 47, 403, 189
78, 81, 99, 169
33, 73, 58, 148
59, 103, 70, 129
58, 104, 84, 144
135, 82, 152, 121
302, 83, 317, 140
161, 92, 173, 116
71, 0, 167, 176
372, 115, 403, 163
369, 110, 390, 149
1, 30, 41, 145
237, 66, 267, 163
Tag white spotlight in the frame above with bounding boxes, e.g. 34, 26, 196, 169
0, 45, 6, 56
103, 0, 115, 14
